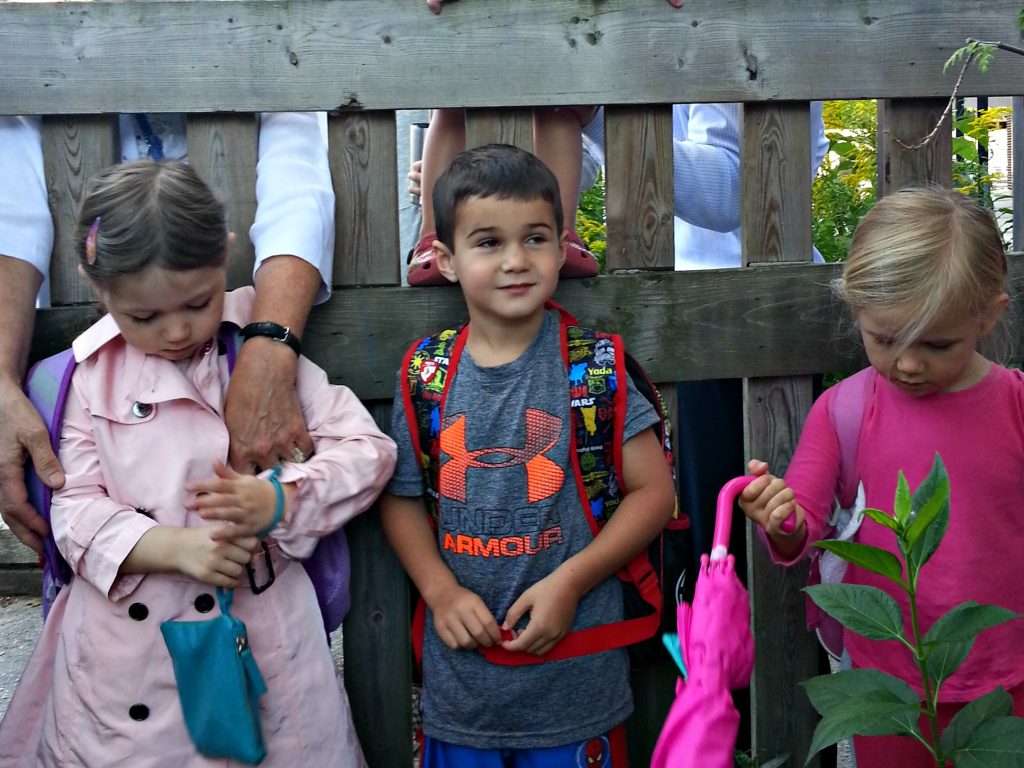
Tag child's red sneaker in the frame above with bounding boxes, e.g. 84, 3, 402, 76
406, 232, 449, 286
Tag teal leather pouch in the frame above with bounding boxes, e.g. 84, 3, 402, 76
161, 587, 268, 765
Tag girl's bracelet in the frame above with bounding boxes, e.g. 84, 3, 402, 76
257, 467, 284, 539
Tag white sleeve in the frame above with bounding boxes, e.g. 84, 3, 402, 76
251, 112, 335, 304
672, 103, 742, 233
0, 116, 53, 276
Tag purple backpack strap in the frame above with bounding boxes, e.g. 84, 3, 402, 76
828, 367, 875, 510
24, 348, 77, 619
221, 325, 350, 634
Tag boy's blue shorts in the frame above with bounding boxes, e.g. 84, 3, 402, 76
423, 724, 628, 768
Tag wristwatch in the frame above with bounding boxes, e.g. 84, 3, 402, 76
239, 322, 302, 356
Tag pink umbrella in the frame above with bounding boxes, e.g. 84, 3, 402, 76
651, 476, 756, 768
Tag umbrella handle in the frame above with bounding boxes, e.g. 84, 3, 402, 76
711, 476, 756, 560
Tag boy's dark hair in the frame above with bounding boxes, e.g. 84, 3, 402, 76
77, 160, 228, 286
432, 143, 564, 249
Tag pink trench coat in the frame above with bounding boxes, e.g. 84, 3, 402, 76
0, 288, 396, 768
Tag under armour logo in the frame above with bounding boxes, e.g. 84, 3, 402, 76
439, 409, 564, 503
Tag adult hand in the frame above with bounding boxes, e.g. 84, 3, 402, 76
0, 378, 64, 554
224, 338, 313, 473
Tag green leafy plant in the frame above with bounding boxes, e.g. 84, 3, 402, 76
801, 454, 1024, 765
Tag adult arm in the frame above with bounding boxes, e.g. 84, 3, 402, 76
225, 111, 335, 471
227, 360, 396, 560
672, 103, 742, 233
0, 116, 63, 554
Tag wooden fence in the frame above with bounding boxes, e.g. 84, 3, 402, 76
4, 1, 1024, 765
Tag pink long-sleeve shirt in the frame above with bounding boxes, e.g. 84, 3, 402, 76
781, 364, 1024, 700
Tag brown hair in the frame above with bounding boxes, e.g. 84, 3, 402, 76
77, 160, 228, 286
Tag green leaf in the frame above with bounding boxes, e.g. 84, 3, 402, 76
953, 136, 979, 164
1018, 8, 1024, 32
925, 602, 1022, 646
805, 584, 905, 642
905, 503, 949, 577
941, 688, 1014, 755
894, 472, 911, 527
812, 540, 904, 584
923, 603, 1021, 686
863, 507, 900, 533
949, 716, 1024, 767
802, 670, 921, 761
925, 639, 974, 689
759, 755, 790, 768
904, 461, 950, 550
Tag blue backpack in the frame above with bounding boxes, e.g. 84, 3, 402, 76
24, 324, 351, 633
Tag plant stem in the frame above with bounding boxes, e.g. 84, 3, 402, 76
967, 37, 1024, 58
907, 586, 943, 765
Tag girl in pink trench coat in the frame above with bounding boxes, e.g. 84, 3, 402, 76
0, 161, 397, 768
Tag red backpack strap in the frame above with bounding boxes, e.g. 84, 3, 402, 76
401, 325, 466, 666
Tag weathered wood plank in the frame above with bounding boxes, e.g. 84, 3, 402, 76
329, 111, 401, 287
878, 98, 954, 194
342, 404, 413, 768
3, 1, 1023, 115
741, 102, 821, 767
465, 109, 533, 152
41, 116, 117, 305
333, 113, 410, 768
186, 114, 259, 289
604, 106, 674, 273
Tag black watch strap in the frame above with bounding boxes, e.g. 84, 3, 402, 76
238, 322, 302, 356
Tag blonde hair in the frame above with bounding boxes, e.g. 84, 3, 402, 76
837, 186, 1008, 354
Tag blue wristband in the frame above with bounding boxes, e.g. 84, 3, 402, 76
257, 467, 284, 539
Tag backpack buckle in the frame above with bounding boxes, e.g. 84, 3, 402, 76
246, 541, 276, 594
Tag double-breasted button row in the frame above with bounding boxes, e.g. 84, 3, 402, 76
127, 593, 214, 621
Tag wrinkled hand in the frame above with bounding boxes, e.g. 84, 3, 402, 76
408, 159, 423, 198
429, 582, 502, 650
175, 526, 260, 588
224, 339, 312, 473
500, 570, 581, 656
738, 459, 803, 539
187, 462, 278, 539
0, 379, 64, 554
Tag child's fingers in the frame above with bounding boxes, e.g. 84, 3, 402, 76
746, 459, 769, 476
739, 473, 772, 504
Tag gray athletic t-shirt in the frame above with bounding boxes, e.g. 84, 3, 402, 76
388, 310, 659, 749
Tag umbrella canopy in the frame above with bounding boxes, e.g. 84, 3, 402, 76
651, 476, 756, 768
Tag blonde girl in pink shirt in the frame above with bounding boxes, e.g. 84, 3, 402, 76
0, 161, 397, 767
738, 187, 1024, 767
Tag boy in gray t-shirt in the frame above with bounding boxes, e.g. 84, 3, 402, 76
380, 144, 676, 767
